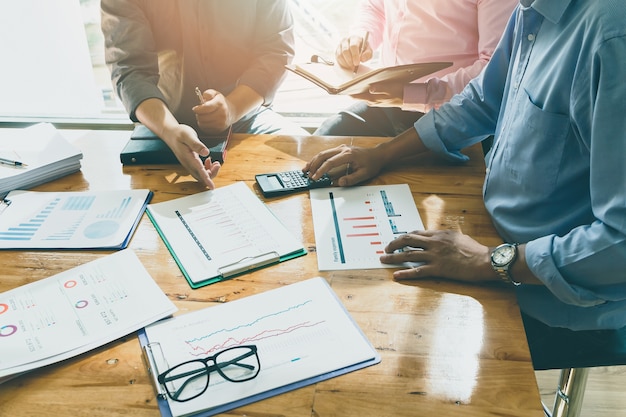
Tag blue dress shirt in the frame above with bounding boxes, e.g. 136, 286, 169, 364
415, 0, 626, 330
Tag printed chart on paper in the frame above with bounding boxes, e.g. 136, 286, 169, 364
310, 184, 424, 270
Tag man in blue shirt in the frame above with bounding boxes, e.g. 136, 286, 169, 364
304, 0, 626, 332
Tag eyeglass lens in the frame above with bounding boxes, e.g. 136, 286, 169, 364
160, 345, 260, 402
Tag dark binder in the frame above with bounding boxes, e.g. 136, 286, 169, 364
120, 125, 231, 165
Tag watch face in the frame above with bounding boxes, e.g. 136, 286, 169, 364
492, 245, 516, 266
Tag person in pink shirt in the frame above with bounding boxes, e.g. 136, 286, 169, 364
314, 0, 517, 137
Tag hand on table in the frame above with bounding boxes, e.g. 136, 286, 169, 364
381, 230, 495, 282
350, 81, 405, 108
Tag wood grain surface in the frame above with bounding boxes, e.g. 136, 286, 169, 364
0, 129, 544, 417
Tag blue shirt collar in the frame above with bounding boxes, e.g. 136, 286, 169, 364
529, 0, 573, 23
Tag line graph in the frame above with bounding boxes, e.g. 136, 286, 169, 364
186, 320, 325, 357
182, 300, 328, 357
142, 278, 380, 416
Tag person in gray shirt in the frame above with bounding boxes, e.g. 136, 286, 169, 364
102, 0, 307, 188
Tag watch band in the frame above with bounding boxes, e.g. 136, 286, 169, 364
495, 267, 522, 286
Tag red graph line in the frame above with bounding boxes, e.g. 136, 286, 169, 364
186, 320, 326, 357
346, 233, 380, 237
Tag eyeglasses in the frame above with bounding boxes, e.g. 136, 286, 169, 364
157, 345, 260, 402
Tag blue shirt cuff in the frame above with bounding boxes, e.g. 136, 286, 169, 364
414, 111, 470, 162
526, 236, 606, 307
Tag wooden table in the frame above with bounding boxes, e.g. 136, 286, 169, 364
0, 129, 544, 417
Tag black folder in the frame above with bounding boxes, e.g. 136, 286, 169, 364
120, 125, 231, 165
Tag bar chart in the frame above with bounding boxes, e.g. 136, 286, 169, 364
311, 184, 424, 270
0, 190, 151, 249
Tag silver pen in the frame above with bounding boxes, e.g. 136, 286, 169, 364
0, 157, 27, 167
195, 86, 206, 104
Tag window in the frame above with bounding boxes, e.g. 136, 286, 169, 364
0, 0, 360, 130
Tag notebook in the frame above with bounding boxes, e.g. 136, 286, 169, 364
286, 61, 452, 95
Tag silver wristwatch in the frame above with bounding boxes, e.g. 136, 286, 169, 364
490, 243, 521, 286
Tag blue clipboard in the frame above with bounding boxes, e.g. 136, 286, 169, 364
137, 278, 381, 417
139, 329, 380, 417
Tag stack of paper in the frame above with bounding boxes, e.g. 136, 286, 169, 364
0, 249, 177, 383
0, 123, 83, 199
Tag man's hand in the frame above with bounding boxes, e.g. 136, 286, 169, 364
335, 34, 373, 70
193, 89, 234, 134
381, 230, 495, 282
164, 124, 221, 189
351, 81, 405, 108
303, 144, 385, 187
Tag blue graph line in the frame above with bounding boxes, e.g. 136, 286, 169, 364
329, 192, 346, 263
185, 299, 313, 344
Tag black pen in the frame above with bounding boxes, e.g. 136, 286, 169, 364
0, 157, 27, 167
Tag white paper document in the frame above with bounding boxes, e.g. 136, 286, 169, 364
310, 184, 424, 270
142, 277, 379, 417
0, 249, 177, 381
146, 181, 306, 288
0, 189, 152, 249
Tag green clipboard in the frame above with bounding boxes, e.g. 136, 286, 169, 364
145, 182, 307, 289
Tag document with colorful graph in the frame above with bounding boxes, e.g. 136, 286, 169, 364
310, 184, 424, 270
0, 249, 177, 382
140, 277, 380, 417
0, 189, 152, 249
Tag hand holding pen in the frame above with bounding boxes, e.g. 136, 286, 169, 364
195, 87, 206, 105
335, 31, 371, 72
193, 87, 233, 134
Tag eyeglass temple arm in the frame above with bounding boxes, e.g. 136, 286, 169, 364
161, 368, 208, 401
